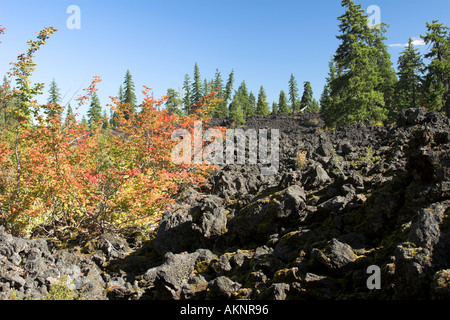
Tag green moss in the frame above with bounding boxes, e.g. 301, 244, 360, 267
41, 277, 78, 300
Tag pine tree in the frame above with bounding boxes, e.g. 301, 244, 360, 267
248, 92, 256, 114
46, 78, 63, 118
288, 74, 299, 113
326, 0, 387, 126
371, 24, 398, 115
236, 81, 253, 117
421, 20, 450, 116
272, 102, 278, 114
191, 62, 203, 109
224, 69, 235, 104
0, 75, 11, 125
64, 103, 76, 127
118, 85, 124, 104
393, 38, 425, 115
320, 58, 337, 123
122, 70, 137, 119
229, 94, 245, 125
47, 78, 61, 106
256, 86, 270, 115
182, 74, 192, 114
213, 68, 224, 99
87, 92, 102, 129
278, 90, 290, 113
310, 98, 320, 113
165, 88, 183, 116
300, 81, 313, 111
102, 109, 110, 130
214, 69, 234, 118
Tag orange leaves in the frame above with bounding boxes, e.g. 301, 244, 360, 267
75, 76, 102, 106
0, 26, 221, 235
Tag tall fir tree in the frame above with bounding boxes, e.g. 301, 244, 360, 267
122, 70, 137, 119
326, 0, 387, 126
272, 102, 278, 114
310, 98, 320, 113
248, 91, 256, 114
214, 69, 234, 118
47, 78, 61, 106
256, 86, 270, 115
300, 81, 314, 111
228, 94, 245, 125
46, 78, 62, 118
191, 62, 203, 109
224, 69, 235, 104
212, 68, 228, 118
236, 81, 253, 117
421, 20, 450, 116
278, 90, 290, 114
87, 92, 102, 129
288, 74, 299, 113
165, 88, 183, 116
371, 24, 398, 115
213, 68, 224, 99
393, 38, 425, 115
320, 57, 338, 123
182, 74, 192, 114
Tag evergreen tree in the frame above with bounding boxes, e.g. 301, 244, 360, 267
256, 86, 270, 115
165, 88, 183, 116
371, 24, 398, 114
87, 92, 102, 129
421, 20, 450, 116
288, 74, 299, 113
64, 103, 76, 127
102, 109, 110, 130
191, 62, 203, 109
122, 70, 137, 119
320, 58, 337, 123
236, 81, 253, 117
228, 94, 245, 125
326, 0, 387, 126
213, 69, 234, 118
81, 115, 88, 128
272, 102, 278, 114
393, 38, 425, 115
213, 68, 224, 99
212, 69, 227, 118
46, 78, 63, 118
182, 74, 192, 114
300, 81, 313, 111
224, 69, 235, 104
0, 75, 12, 126
278, 90, 290, 113
248, 91, 256, 113
47, 78, 61, 106
310, 98, 320, 113
118, 85, 124, 104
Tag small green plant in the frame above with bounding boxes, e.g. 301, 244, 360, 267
345, 146, 381, 168
42, 277, 77, 300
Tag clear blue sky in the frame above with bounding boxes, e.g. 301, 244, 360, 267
1, 0, 449, 118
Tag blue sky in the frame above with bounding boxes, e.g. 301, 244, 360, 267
1, 0, 450, 118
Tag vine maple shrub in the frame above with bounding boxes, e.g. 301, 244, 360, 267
0, 27, 222, 236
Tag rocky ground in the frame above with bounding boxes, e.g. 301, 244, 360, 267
1, 108, 449, 300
